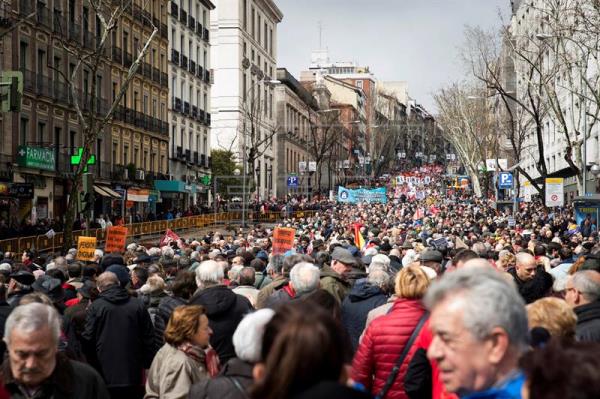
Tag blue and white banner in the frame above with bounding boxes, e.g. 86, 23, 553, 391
337, 186, 387, 204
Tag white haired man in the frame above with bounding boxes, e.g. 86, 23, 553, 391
3, 303, 109, 398
565, 270, 600, 342
425, 267, 529, 398
264, 262, 320, 309
189, 260, 252, 364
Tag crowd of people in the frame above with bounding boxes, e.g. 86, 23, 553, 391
0, 168, 598, 399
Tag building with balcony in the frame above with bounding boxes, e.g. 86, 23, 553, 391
166, 0, 214, 210
210, 0, 283, 200
0, 0, 170, 225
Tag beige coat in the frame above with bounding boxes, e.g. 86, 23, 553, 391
144, 343, 207, 399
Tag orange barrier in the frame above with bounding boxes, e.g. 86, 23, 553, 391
0, 210, 318, 254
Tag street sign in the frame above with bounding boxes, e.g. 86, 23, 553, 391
498, 172, 514, 189
545, 178, 564, 207
287, 175, 299, 188
299, 161, 307, 173
308, 161, 317, 172
16, 145, 56, 171
485, 158, 508, 171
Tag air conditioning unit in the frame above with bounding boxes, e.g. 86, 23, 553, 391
135, 169, 145, 180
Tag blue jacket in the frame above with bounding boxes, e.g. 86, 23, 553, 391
461, 371, 525, 399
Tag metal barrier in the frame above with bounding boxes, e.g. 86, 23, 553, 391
0, 210, 318, 254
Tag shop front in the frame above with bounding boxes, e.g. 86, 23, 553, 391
154, 180, 197, 214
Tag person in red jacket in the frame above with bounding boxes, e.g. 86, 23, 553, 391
351, 265, 431, 399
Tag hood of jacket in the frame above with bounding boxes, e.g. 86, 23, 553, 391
575, 301, 600, 324
98, 285, 130, 304
347, 282, 384, 303
221, 357, 254, 379
193, 285, 238, 317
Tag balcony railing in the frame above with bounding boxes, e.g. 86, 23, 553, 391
112, 47, 123, 63
204, 69, 210, 84
173, 97, 182, 112
203, 27, 209, 42
189, 60, 196, 74
181, 55, 188, 69
152, 67, 160, 84
160, 72, 168, 87
160, 23, 168, 39
142, 62, 152, 79
123, 52, 133, 67
170, 2, 178, 17
171, 49, 180, 65
179, 9, 187, 24
183, 101, 190, 115
188, 15, 195, 30
197, 65, 204, 79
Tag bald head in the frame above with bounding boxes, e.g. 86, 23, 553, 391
515, 252, 537, 281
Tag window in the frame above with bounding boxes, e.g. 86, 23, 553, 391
19, 42, 28, 70
112, 82, 117, 101
70, 130, 76, 151
251, 7, 255, 38
122, 31, 129, 52
203, 136, 207, 155
161, 102, 165, 120
112, 141, 118, 164
202, 9, 206, 25
133, 91, 139, 111
143, 94, 148, 114
37, 49, 46, 75
143, 150, 148, 170
356, 80, 363, 89
258, 14, 261, 44
97, 139, 102, 166
37, 122, 46, 144
269, 28, 273, 55
152, 99, 157, 116
96, 75, 102, 100
20, 118, 28, 146
264, 22, 267, 50
123, 145, 128, 165
196, 134, 200, 153
203, 50, 207, 68
133, 37, 139, 55
172, 77, 177, 97
160, 155, 165, 172
242, 0, 247, 30
53, 56, 61, 82
134, 147, 139, 166
82, 6, 89, 31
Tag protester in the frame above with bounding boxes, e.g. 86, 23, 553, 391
564, 270, 600, 342
526, 297, 577, 341
144, 305, 212, 399
320, 247, 354, 303
508, 252, 553, 304
264, 261, 320, 309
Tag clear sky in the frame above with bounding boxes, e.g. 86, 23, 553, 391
276, 0, 510, 113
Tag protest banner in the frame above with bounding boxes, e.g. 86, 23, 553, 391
272, 227, 296, 255
105, 226, 128, 253
77, 236, 97, 261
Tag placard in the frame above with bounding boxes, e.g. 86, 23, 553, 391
77, 236, 97, 261
545, 178, 564, 207
105, 226, 128, 253
272, 227, 296, 255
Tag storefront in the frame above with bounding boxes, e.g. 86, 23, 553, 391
154, 180, 197, 213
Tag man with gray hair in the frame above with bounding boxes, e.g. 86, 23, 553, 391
264, 262, 320, 309
565, 270, 600, 342
3, 303, 109, 398
190, 260, 252, 363
425, 267, 528, 397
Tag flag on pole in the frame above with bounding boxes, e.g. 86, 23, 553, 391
353, 224, 366, 249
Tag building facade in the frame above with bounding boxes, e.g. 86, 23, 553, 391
165, 0, 214, 210
210, 0, 283, 200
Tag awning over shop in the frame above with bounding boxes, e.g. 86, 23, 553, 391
100, 186, 122, 198
94, 185, 112, 198
93, 185, 121, 199
154, 180, 196, 194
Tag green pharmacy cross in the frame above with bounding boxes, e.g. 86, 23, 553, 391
201, 175, 212, 186
70, 147, 96, 172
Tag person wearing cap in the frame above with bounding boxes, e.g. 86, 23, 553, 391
320, 247, 354, 304
32, 275, 66, 314
420, 249, 444, 277
7, 270, 34, 308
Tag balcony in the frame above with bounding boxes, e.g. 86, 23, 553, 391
204, 69, 210, 84
203, 27, 209, 42
206, 112, 211, 126
196, 21, 203, 36
143, 62, 152, 79
197, 65, 204, 79
160, 72, 168, 87
199, 109, 205, 122
179, 9, 187, 24
173, 97, 182, 112
171, 49, 180, 65
188, 15, 195, 30
183, 101, 190, 115
123, 52, 133, 67
176, 146, 183, 159
36, 3, 51, 28
68, 23, 81, 44
191, 105, 198, 119
160, 23, 168, 39
170, 2, 178, 17
189, 60, 196, 74
152, 67, 160, 84
134, 111, 146, 129
181, 55, 188, 69
112, 46, 122, 63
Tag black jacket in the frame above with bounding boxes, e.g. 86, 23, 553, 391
507, 267, 553, 304
82, 285, 157, 388
188, 357, 253, 399
3, 353, 109, 399
157, 295, 187, 337
0, 301, 11, 356
574, 301, 600, 343
341, 282, 388, 352
189, 285, 252, 363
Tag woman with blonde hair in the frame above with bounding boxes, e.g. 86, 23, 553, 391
352, 266, 431, 399
527, 297, 577, 341
145, 305, 212, 399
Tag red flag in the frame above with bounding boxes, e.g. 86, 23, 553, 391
413, 208, 424, 221
160, 228, 183, 248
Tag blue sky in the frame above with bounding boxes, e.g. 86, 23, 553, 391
276, 0, 510, 112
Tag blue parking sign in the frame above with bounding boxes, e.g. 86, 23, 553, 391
287, 176, 299, 188
498, 172, 513, 189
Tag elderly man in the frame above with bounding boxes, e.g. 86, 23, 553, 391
83, 271, 156, 399
189, 260, 252, 363
565, 270, 600, 342
508, 252, 553, 304
320, 247, 354, 303
426, 267, 528, 398
264, 262, 321, 309
3, 302, 109, 398
232, 267, 260, 307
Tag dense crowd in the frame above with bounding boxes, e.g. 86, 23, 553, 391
0, 169, 598, 399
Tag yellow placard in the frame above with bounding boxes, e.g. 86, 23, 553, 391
77, 236, 97, 261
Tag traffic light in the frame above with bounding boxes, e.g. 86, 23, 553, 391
0, 71, 23, 112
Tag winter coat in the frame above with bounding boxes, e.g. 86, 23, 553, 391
320, 266, 351, 304
253, 271, 272, 290
232, 285, 260, 307
461, 371, 525, 399
189, 285, 253, 363
157, 295, 187, 327
3, 353, 109, 399
351, 298, 427, 399
256, 276, 288, 309
141, 290, 169, 348
188, 357, 253, 399
82, 285, 157, 388
507, 267, 553, 304
264, 283, 295, 309
145, 343, 207, 399
574, 301, 600, 343
342, 282, 388, 352
0, 301, 11, 357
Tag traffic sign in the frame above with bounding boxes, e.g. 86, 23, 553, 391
287, 176, 299, 188
498, 172, 513, 189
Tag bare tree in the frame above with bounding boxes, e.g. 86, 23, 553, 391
46, 0, 159, 248
434, 82, 497, 197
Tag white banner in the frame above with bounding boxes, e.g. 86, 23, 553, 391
523, 181, 532, 203
545, 178, 564, 207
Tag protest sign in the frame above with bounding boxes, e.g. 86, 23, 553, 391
272, 227, 296, 255
77, 236, 97, 261
105, 226, 128, 253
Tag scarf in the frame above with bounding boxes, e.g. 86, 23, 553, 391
177, 341, 205, 364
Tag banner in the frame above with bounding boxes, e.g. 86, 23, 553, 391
77, 236, 97, 261
272, 227, 296, 255
337, 186, 387, 204
160, 228, 183, 248
105, 226, 128, 253
545, 178, 564, 207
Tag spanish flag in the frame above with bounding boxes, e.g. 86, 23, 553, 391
353, 224, 366, 249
